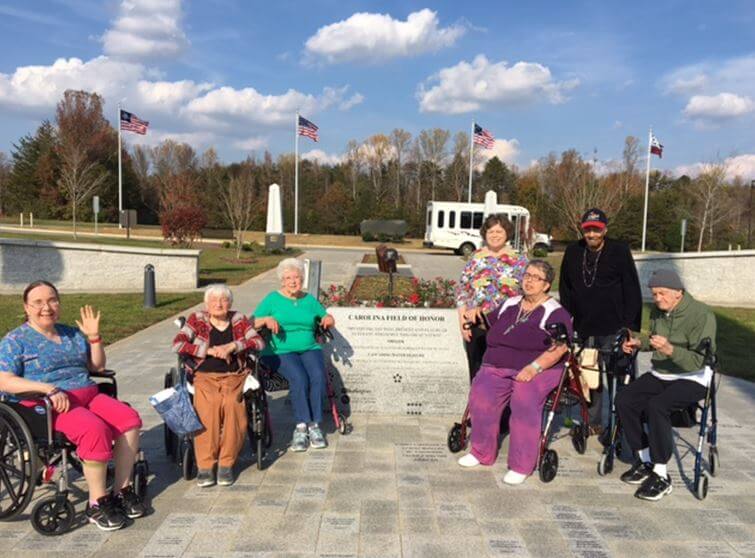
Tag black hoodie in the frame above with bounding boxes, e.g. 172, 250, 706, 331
558, 237, 642, 337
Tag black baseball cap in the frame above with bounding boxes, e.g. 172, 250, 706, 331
581, 208, 608, 230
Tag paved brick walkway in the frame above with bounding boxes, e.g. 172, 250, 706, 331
1, 248, 753, 557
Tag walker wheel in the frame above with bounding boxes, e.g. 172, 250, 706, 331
447, 423, 466, 453
709, 447, 719, 477
181, 440, 196, 480
338, 413, 350, 435
538, 450, 558, 483
695, 474, 709, 500
571, 424, 588, 455
31, 497, 74, 536
134, 461, 149, 500
598, 452, 614, 476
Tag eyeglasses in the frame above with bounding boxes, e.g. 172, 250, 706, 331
522, 273, 547, 282
26, 299, 60, 309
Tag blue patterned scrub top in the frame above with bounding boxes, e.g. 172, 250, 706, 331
0, 323, 94, 393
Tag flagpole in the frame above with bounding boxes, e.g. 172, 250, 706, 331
641, 127, 652, 252
117, 102, 123, 230
294, 110, 299, 236
467, 120, 474, 203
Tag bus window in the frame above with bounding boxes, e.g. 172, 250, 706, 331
449, 211, 456, 228
473, 212, 483, 229
437, 210, 445, 228
427, 209, 432, 227
460, 211, 472, 229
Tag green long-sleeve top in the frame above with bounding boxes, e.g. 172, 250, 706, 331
638, 292, 716, 375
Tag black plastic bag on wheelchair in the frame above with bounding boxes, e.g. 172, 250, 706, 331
670, 403, 699, 428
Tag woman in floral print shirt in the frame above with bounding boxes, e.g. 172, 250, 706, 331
456, 215, 528, 381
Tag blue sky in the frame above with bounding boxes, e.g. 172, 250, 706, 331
0, 0, 753, 178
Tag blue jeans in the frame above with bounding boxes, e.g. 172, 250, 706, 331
262, 349, 325, 424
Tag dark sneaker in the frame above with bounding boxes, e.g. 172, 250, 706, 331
217, 467, 234, 486
620, 461, 653, 485
115, 485, 147, 519
197, 468, 215, 487
635, 472, 673, 501
86, 494, 127, 531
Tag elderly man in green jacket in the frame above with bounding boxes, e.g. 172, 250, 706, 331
616, 268, 716, 502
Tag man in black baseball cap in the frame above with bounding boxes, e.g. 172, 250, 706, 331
559, 207, 642, 440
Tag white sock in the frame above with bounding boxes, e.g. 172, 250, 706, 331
296, 422, 307, 432
638, 448, 650, 463
653, 463, 667, 478
308, 422, 319, 430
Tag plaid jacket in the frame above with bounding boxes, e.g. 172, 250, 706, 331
172, 311, 265, 367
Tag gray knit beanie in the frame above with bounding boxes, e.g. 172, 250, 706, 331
647, 269, 684, 290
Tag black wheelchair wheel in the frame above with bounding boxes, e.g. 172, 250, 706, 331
256, 435, 264, 471
133, 461, 149, 500
539, 449, 558, 483
709, 447, 719, 477
163, 372, 175, 457
447, 423, 466, 453
695, 474, 709, 500
0, 404, 38, 520
31, 497, 75, 536
598, 451, 614, 476
338, 413, 350, 435
181, 440, 196, 480
570, 424, 588, 455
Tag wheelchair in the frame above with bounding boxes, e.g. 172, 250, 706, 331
164, 317, 274, 475
0, 371, 148, 536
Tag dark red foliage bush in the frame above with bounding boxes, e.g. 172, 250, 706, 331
160, 205, 207, 247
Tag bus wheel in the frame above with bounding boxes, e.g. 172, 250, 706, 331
459, 243, 475, 257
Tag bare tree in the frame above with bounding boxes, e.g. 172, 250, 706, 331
57, 144, 108, 238
0, 151, 10, 215
450, 132, 469, 201
690, 163, 733, 251
131, 145, 158, 213
219, 171, 258, 258
390, 129, 411, 207
538, 149, 623, 236
419, 129, 450, 201
344, 140, 361, 200
363, 134, 392, 205
621, 136, 641, 194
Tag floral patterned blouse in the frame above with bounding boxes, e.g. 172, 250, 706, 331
455, 249, 528, 315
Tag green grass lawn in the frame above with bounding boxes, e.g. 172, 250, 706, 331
0, 292, 204, 345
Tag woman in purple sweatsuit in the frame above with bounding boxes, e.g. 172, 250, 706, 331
458, 260, 573, 485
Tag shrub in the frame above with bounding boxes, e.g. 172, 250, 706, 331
241, 242, 253, 252
160, 205, 207, 247
222, 241, 232, 249
361, 232, 375, 242
532, 246, 549, 258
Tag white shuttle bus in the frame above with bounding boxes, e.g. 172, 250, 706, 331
422, 192, 550, 256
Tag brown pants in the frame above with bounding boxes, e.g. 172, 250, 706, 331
193, 372, 247, 470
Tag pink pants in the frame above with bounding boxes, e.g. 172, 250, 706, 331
468, 364, 560, 474
25, 385, 142, 462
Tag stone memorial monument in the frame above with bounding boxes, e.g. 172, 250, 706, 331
265, 183, 285, 251
323, 307, 468, 416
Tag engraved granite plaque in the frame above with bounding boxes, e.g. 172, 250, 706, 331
323, 308, 468, 415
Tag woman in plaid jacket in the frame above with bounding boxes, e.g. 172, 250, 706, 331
172, 284, 265, 487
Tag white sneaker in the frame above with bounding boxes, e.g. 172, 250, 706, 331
458, 453, 480, 468
503, 470, 528, 485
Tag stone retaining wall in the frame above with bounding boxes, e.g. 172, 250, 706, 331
634, 249, 755, 307
0, 238, 200, 292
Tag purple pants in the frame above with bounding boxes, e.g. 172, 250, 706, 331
468, 364, 561, 473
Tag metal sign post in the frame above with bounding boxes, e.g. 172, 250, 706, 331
680, 219, 687, 253
93, 196, 100, 235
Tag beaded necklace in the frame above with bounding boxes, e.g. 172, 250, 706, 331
581, 246, 603, 288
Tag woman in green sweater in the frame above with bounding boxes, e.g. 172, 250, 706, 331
253, 258, 335, 451
616, 269, 716, 502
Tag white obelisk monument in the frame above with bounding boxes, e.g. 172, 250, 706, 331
265, 183, 285, 251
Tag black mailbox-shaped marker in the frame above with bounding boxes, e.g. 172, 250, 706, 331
375, 244, 399, 298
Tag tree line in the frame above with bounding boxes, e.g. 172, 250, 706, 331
0, 89, 751, 252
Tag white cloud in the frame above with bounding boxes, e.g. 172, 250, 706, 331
339, 93, 365, 111
102, 0, 189, 60
417, 55, 578, 114
233, 136, 268, 151
182, 85, 357, 128
476, 139, 520, 170
302, 149, 344, 166
304, 9, 465, 64
125, 129, 217, 150
135, 80, 214, 111
683, 93, 754, 120
674, 154, 755, 181
0, 56, 143, 110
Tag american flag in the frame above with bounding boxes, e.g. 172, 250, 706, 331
473, 123, 494, 149
120, 110, 149, 135
298, 115, 319, 142
650, 134, 663, 158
